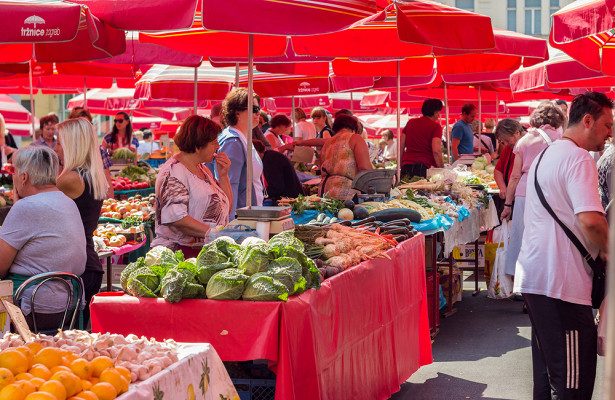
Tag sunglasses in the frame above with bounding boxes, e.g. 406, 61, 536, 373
114, 119, 125, 123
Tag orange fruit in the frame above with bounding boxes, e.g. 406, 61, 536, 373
39, 380, 67, 400
72, 392, 98, 400
24, 343, 43, 357
17, 380, 36, 396
0, 383, 27, 400
69, 359, 92, 380
114, 367, 130, 384
0, 368, 14, 390
50, 371, 82, 397
90, 382, 116, 400
15, 372, 34, 381
0, 349, 29, 375
99, 369, 127, 394
62, 353, 77, 366
81, 380, 92, 390
29, 378, 45, 390
88, 378, 99, 385
24, 392, 58, 400
29, 364, 52, 380
89, 358, 113, 379
15, 347, 34, 369
33, 349, 65, 370
50, 366, 71, 375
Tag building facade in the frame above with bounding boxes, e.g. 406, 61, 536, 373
437, 0, 575, 37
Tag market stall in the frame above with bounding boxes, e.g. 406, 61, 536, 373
90, 234, 432, 400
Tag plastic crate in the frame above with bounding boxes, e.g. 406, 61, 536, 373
232, 379, 275, 400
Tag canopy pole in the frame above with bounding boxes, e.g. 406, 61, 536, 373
444, 83, 451, 162
495, 93, 499, 125
235, 63, 240, 87
478, 86, 483, 145
396, 61, 401, 182
605, 172, 615, 398
193, 67, 198, 115
350, 92, 354, 114
291, 96, 296, 138
29, 45, 36, 138
246, 34, 254, 209
83, 77, 87, 105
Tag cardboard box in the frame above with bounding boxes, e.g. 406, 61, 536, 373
452, 243, 485, 269
0, 281, 13, 334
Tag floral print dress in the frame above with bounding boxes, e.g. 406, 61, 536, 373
319, 131, 359, 201
153, 157, 230, 248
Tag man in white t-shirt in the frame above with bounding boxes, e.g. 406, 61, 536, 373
515, 92, 611, 399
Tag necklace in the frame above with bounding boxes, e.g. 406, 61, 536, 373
563, 136, 580, 147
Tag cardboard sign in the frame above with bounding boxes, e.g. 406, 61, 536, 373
1, 300, 32, 342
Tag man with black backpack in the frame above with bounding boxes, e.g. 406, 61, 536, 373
514, 92, 611, 400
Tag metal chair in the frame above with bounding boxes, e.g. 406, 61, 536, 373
14, 272, 85, 334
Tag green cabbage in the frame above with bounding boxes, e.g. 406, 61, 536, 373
126, 279, 157, 298
160, 269, 188, 303
144, 246, 177, 267
241, 237, 267, 247
182, 282, 206, 299
242, 273, 289, 302
212, 236, 242, 262
206, 269, 248, 300
120, 257, 145, 292
126, 266, 160, 297
196, 245, 229, 268
237, 244, 273, 275
268, 257, 303, 294
197, 262, 234, 286
275, 246, 321, 289
268, 230, 304, 253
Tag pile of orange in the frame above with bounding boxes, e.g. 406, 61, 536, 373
0, 343, 131, 400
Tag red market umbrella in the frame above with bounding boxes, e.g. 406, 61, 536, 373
0, 95, 32, 124
549, 0, 615, 75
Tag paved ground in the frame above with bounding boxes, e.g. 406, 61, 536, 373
390, 275, 604, 400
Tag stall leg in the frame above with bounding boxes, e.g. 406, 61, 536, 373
472, 239, 480, 296
444, 254, 457, 317
106, 258, 112, 292
429, 234, 440, 337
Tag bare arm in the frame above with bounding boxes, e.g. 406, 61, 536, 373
218, 175, 233, 215
431, 137, 444, 168
577, 211, 609, 258
57, 170, 85, 200
167, 216, 212, 238
351, 135, 374, 172
494, 170, 507, 200
295, 138, 326, 148
501, 156, 523, 219
0, 239, 17, 278
104, 169, 114, 199
452, 138, 460, 160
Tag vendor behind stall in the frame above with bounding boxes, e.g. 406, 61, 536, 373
152, 116, 232, 257
0, 146, 86, 330
102, 112, 139, 155
319, 115, 373, 201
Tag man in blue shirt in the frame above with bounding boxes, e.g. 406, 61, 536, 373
451, 103, 477, 160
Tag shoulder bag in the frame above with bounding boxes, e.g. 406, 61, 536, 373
533, 148, 606, 309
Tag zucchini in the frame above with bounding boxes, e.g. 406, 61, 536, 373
380, 227, 411, 235
351, 216, 376, 226
393, 234, 408, 242
383, 218, 412, 227
370, 208, 421, 223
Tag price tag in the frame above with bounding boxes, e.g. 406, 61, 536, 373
1, 299, 33, 342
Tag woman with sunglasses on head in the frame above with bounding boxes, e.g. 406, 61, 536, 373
101, 112, 139, 155
216, 88, 265, 219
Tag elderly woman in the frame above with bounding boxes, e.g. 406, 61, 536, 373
56, 118, 109, 326
153, 115, 232, 256
381, 129, 397, 162
319, 115, 373, 201
0, 146, 86, 330
216, 88, 264, 219
102, 112, 139, 155
33, 114, 59, 149
501, 102, 565, 277
493, 119, 525, 218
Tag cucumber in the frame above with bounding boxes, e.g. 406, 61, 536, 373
316, 213, 326, 223
370, 208, 421, 223
322, 217, 331, 224
351, 216, 376, 226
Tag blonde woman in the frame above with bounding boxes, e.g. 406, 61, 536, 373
56, 117, 109, 326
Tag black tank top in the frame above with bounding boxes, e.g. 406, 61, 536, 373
73, 172, 104, 273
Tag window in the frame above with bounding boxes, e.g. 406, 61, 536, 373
507, 0, 516, 31
550, 0, 560, 15
455, 0, 474, 11
525, 0, 542, 35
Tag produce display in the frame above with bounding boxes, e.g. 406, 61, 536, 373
112, 164, 156, 192
100, 195, 155, 221
120, 231, 321, 303
0, 330, 178, 399
278, 195, 343, 215
111, 148, 137, 163
0, 187, 12, 208
111, 177, 150, 191
94, 224, 145, 250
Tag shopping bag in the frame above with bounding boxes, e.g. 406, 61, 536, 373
487, 221, 514, 299
598, 298, 607, 356
483, 229, 499, 286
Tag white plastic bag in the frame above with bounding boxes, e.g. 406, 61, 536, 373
487, 221, 514, 299
598, 298, 607, 356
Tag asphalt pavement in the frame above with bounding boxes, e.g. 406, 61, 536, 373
390, 275, 604, 400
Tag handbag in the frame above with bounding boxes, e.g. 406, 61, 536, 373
534, 148, 606, 309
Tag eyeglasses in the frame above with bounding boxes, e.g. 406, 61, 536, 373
114, 119, 125, 123
243, 106, 261, 114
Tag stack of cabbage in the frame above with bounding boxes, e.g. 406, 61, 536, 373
120, 231, 320, 303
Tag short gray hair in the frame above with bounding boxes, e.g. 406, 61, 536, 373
13, 146, 58, 186
495, 119, 523, 140
529, 101, 565, 129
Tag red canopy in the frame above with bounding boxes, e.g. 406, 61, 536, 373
0, 94, 32, 124
549, 0, 615, 75
0, 0, 125, 63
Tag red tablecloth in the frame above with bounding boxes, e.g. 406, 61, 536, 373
91, 235, 432, 400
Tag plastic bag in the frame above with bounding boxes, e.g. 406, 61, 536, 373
598, 298, 607, 356
487, 221, 514, 299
